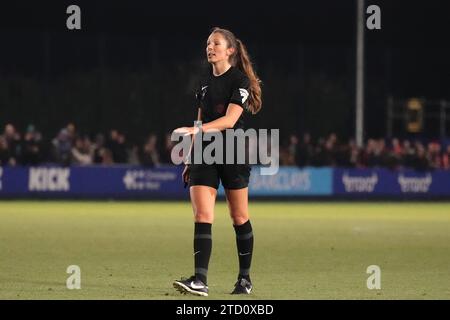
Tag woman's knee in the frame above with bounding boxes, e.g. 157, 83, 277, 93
194, 210, 214, 223
190, 186, 217, 223
230, 211, 249, 225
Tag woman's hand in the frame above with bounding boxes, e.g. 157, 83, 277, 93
182, 164, 191, 188
173, 126, 200, 136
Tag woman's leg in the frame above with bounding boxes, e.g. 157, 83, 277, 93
225, 187, 249, 225
225, 187, 254, 290
189, 185, 217, 285
190, 185, 217, 223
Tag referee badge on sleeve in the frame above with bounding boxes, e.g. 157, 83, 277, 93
239, 88, 249, 104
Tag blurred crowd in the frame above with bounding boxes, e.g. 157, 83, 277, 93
1, 123, 450, 171
0, 123, 175, 167
280, 133, 450, 171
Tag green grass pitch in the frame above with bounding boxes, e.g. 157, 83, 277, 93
0, 201, 449, 300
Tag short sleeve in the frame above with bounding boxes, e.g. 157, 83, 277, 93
193, 73, 209, 109
229, 76, 250, 111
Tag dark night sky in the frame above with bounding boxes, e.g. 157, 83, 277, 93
1, 0, 449, 141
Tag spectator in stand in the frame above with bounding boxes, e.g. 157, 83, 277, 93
311, 137, 326, 166
442, 145, 450, 170
71, 136, 94, 165
391, 138, 403, 156
0, 135, 15, 166
21, 124, 43, 165
328, 133, 337, 146
91, 133, 113, 165
93, 133, 106, 164
66, 123, 77, 144
366, 139, 386, 168
3, 124, 21, 164
279, 146, 290, 166
127, 144, 141, 165
115, 133, 129, 163
105, 129, 120, 163
160, 133, 177, 164
335, 140, 352, 167
51, 128, 72, 166
105, 130, 128, 163
413, 142, 430, 171
402, 139, 416, 168
140, 133, 160, 167
286, 134, 299, 166
99, 148, 114, 165
428, 141, 442, 169
374, 139, 384, 167
385, 138, 403, 170
325, 133, 338, 167
348, 139, 362, 168
358, 140, 368, 167
377, 139, 389, 167
296, 133, 314, 167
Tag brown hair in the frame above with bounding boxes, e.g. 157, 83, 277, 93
210, 27, 262, 114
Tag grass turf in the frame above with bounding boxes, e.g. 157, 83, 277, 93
0, 201, 449, 299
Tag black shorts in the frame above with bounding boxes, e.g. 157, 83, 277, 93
189, 163, 251, 190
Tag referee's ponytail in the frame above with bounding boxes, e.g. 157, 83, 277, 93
211, 27, 262, 114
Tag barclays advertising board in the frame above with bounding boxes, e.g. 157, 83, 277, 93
218, 166, 333, 196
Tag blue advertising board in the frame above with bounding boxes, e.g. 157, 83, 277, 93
1, 166, 450, 199
218, 166, 333, 197
333, 168, 450, 197
0, 165, 187, 199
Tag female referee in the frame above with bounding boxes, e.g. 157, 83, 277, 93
173, 27, 262, 296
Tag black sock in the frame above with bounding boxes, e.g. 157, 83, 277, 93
194, 222, 212, 285
233, 220, 253, 282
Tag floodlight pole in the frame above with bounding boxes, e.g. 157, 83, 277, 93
356, 0, 365, 147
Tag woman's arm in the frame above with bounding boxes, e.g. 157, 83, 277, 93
202, 104, 243, 132
174, 104, 243, 136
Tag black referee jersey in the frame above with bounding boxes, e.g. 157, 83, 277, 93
196, 66, 250, 130
189, 66, 253, 188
